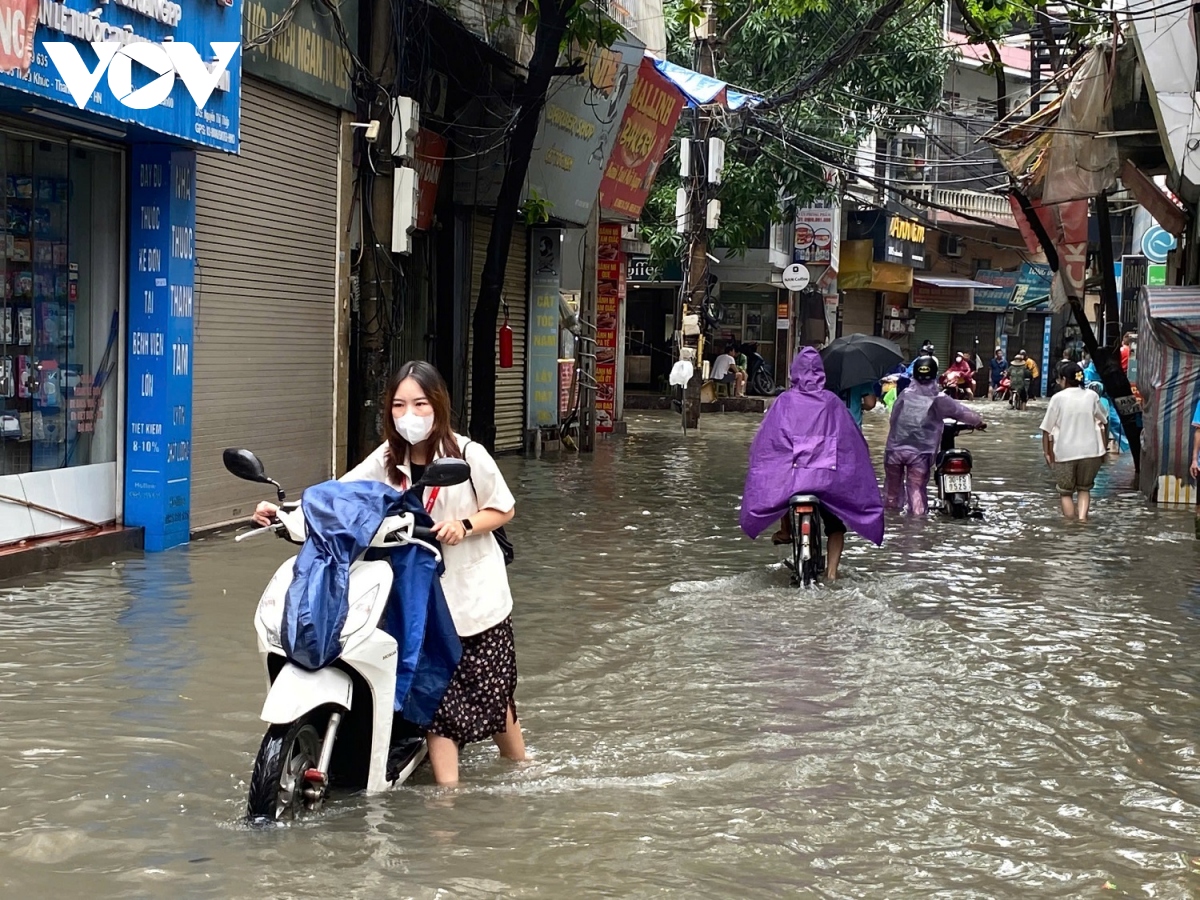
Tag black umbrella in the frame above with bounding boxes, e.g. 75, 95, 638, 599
820, 334, 904, 395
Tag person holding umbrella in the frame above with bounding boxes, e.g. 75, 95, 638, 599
820, 334, 904, 428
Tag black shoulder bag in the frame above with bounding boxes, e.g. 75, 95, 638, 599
463, 441, 514, 566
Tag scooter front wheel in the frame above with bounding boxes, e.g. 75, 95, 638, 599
247, 717, 322, 822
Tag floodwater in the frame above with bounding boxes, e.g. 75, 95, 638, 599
3, 404, 1200, 898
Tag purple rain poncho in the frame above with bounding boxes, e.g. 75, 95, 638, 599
884, 377, 983, 463
740, 348, 885, 545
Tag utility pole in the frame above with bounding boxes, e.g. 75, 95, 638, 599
677, 7, 719, 430
352, 0, 396, 463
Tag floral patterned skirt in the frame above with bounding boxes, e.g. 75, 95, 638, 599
429, 616, 518, 746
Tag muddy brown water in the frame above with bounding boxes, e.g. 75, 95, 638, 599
2, 406, 1200, 898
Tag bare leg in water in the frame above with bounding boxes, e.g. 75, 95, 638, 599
1059, 493, 1077, 520
1076, 490, 1091, 522
493, 705, 526, 760
428, 706, 525, 786
825, 533, 844, 581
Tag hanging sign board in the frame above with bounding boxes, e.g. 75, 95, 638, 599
599, 57, 685, 221
782, 263, 810, 291
527, 229, 562, 429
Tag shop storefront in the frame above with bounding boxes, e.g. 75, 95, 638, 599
714, 291, 785, 379
0, 0, 241, 550
624, 255, 680, 393
190, 0, 358, 528
839, 210, 927, 346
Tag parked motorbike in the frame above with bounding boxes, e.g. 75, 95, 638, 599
223, 448, 470, 822
742, 342, 777, 396
934, 420, 984, 519
783, 493, 825, 587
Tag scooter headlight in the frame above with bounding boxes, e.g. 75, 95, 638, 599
341, 584, 382, 642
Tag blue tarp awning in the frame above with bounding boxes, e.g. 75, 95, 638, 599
651, 58, 760, 110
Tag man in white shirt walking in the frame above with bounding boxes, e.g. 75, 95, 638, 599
1040, 362, 1108, 522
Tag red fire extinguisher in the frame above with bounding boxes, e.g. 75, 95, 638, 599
499, 304, 514, 369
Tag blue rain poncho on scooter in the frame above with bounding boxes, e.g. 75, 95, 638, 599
282, 479, 461, 726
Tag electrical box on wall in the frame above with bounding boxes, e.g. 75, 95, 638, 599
391, 97, 420, 159
392, 167, 419, 254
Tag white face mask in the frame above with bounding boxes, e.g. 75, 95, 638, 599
393, 412, 434, 445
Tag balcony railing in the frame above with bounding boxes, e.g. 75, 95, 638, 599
908, 185, 1016, 225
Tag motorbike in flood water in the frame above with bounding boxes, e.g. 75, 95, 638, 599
782, 493, 825, 587
223, 448, 470, 822
933, 420, 985, 519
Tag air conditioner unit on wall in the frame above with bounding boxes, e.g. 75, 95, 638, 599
939, 234, 963, 258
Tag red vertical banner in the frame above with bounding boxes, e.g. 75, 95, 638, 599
1008, 194, 1090, 300
596, 224, 623, 432
0, 0, 38, 72
414, 129, 447, 230
599, 58, 686, 220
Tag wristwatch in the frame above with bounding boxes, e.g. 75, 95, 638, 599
461, 518, 474, 533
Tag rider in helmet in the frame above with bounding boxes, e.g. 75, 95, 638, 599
884, 355, 984, 516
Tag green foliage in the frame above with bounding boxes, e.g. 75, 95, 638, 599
520, 190, 554, 225
519, 0, 624, 54
641, 0, 951, 260
955, 0, 1112, 54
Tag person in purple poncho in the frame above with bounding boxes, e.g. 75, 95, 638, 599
740, 347, 885, 580
884, 355, 984, 516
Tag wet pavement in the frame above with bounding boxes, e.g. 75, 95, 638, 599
3, 402, 1200, 898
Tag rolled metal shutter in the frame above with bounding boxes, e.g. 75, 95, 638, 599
468, 215, 527, 452
915, 311, 952, 366
190, 77, 339, 528
951, 312, 1000, 362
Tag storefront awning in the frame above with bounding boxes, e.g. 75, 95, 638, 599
912, 275, 999, 290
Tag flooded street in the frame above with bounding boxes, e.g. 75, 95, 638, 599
5, 404, 1200, 898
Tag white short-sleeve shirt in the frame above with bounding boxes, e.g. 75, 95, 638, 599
341, 433, 515, 636
1039, 387, 1107, 462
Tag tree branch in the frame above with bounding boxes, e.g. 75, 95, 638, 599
756, 0, 913, 111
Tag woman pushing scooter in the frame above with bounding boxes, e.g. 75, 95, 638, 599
255, 361, 524, 786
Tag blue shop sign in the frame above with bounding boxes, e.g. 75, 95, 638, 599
1, 0, 241, 151
124, 146, 196, 551
1010, 262, 1052, 311
973, 269, 1019, 312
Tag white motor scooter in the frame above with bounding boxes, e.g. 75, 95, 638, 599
223, 448, 469, 822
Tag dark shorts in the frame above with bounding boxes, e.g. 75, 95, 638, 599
430, 616, 518, 746
820, 508, 847, 536
719, 372, 735, 385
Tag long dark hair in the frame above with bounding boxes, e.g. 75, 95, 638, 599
382, 361, 462, 486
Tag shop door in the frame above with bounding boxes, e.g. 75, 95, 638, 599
0, 132, 124, 542
915, 311, 952, 366
190, 77, 340, 529
468, 215, 527, 452
951, 312, 1000, 367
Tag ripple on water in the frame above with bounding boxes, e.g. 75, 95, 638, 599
3, 412, 1200, 897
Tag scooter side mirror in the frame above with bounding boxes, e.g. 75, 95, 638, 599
415, 458, 471, 489
223, 448, 286, 501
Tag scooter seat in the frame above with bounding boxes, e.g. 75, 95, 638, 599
788, 493, 820, 506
